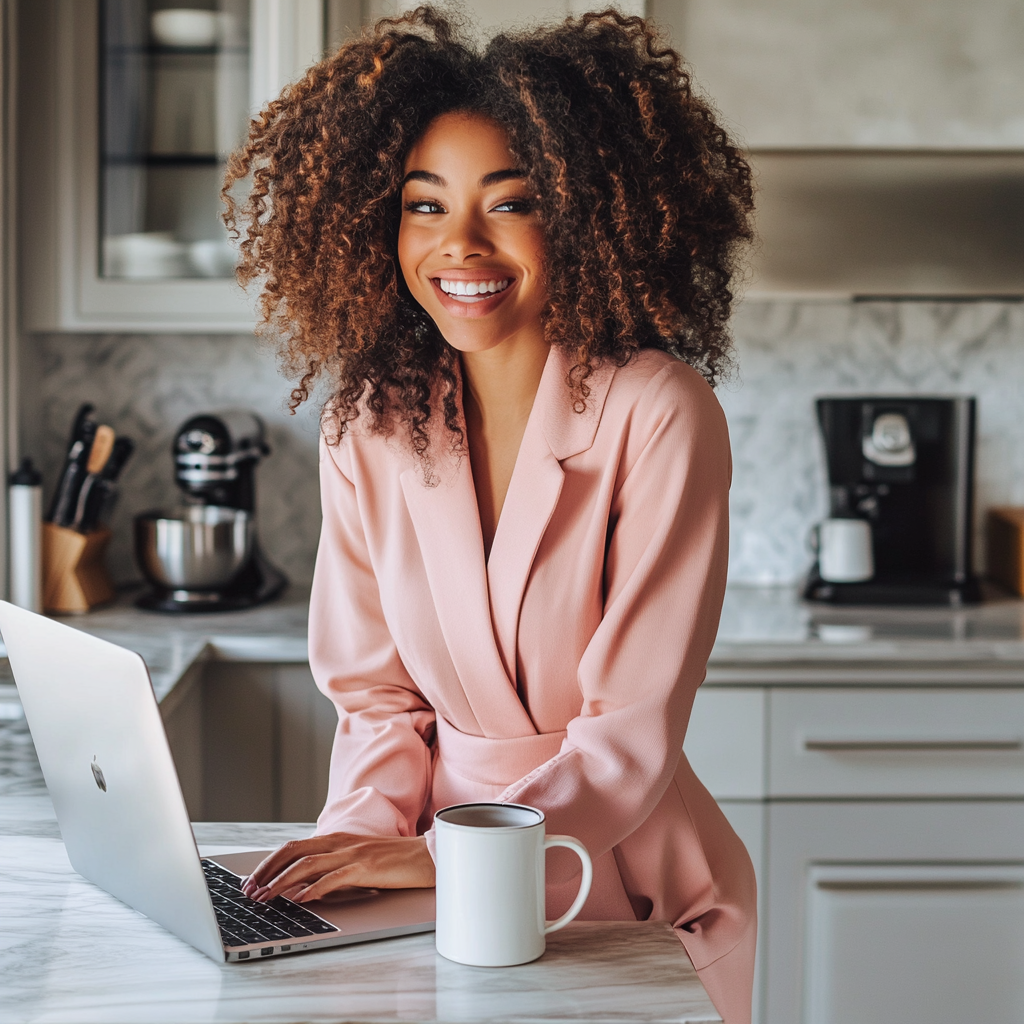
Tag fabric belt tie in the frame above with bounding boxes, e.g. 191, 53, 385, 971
435, 715, 566, 788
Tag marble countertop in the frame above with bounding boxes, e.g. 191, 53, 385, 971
0, 821, 721, 1024
2, 582, 1023, 729
711, 584, 1024, 682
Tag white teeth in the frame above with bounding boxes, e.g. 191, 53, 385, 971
437, 278, 511, 300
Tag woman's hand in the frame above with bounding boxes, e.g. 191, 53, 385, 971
240, 833, 435, 903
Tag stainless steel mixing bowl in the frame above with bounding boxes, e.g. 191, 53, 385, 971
134, 506, 253, 592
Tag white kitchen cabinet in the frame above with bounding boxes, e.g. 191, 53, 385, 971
686, 689, 768, 1022
645, 0, 1024, 298
648, 0, 1024, 150
766, 802, 1024, 1024
717, 799, 767, 1024
687, 681, 1024, 1024
368, 0, 646, 34
768, 687, 1024, 798
685, 687, 767, 799
19, 0, 324, 333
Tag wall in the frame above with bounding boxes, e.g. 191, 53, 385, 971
22, 297, 1024, 588
722, 298, 1024, 584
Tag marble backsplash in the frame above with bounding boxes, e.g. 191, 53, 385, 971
720, 298, 1024, 583
21, 332, 325, 589
22, 298, 1024, 587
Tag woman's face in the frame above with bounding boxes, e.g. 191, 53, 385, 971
398, 111, 547, 356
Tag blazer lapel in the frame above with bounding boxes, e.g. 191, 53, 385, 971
486, 346, 616, 689
401, 446, 536, 739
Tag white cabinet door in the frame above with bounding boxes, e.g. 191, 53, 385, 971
718, 800, 767, 1024
685, 688, 768, 1022
647, 0, 1024, 149
21, 0, 324, 333
766, 801, 1024, 1024
372, 0, 646, 32
804, 863, 1024, 1024
685, 687, 767, 799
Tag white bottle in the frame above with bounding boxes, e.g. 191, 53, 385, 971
8, 458, 43, 612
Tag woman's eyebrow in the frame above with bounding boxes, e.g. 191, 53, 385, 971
480, 169, 525, 186
401, 168, 526, 188
403, 170, 446, 187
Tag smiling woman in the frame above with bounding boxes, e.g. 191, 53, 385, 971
398, 112, 551, 554
223, 8, 756, 1023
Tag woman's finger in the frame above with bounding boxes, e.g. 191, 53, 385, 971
241, 834, 434, 902
243, 837, 321, 887
241, 834, 346, 894
251, 851, 349, 902
292, 865, 364, 903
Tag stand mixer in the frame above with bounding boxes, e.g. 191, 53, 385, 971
134, 411, 287, 612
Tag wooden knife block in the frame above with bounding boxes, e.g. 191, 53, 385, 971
42, 523, 116, 614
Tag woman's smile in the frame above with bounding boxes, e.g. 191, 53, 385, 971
430, 275, 516, 316
398, 112, 547, 352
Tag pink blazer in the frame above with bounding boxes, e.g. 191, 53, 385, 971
310, 346, 756, 1024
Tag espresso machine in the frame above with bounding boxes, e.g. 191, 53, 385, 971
135, 410, 287, 612
805, 396, 981, 605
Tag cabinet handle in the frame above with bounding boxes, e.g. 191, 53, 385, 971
816, 878, 1024, 892
803, 738, 1022, 752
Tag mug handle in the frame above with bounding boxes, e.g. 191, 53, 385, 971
542, 835, 594, 935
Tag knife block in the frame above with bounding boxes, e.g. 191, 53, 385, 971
42, 523, 116, 614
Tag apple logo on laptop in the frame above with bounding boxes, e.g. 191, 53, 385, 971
91, 757, 107, 793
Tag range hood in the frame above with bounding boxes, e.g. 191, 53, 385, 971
743, 151, 1024, 299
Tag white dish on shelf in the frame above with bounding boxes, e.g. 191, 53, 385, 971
151, 9, 220, 49
104, 232, 190, 279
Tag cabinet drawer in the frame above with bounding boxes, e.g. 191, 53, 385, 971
685, 688, 766, 799
769, 689, 1024, 797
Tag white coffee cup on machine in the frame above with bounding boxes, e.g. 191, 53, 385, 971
813, 517, 875, 583
433, 802, 593, 967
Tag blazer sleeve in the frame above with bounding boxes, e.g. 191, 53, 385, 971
499, 364, 731, 872
310, 434, 436, 838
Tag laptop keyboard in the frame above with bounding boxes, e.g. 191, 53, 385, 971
202, 859, 340, 947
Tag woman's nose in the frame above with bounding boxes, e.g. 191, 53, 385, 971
440, 210, 493, 261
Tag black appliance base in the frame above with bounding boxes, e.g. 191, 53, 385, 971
136, 553, 287, 614
804, 574, 983, 606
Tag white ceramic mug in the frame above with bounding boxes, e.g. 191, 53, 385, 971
433, 802, 593, 967
815, 517, 874, 583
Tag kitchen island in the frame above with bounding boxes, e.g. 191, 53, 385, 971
3, 584, 1024, 1024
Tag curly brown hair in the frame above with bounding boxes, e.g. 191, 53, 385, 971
223, 6, 753, 457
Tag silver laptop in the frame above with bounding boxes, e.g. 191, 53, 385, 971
0, 600, 435, 962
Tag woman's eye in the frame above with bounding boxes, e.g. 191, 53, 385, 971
492, 198, 534, 214
404, 200, 445, 214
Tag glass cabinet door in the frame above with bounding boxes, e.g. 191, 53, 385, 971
101, 1, 250, 280
22, 0, 322, 331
